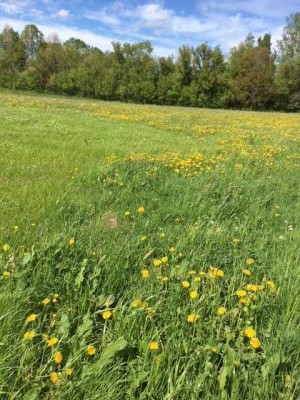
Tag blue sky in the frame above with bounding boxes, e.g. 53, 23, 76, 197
0, 0, 299, 56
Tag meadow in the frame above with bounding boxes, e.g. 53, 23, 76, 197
0, 90, 299, 399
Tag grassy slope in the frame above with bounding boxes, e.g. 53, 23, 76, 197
0, 91, 299, 399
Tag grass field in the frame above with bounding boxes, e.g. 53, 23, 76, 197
0, 90, 299, 399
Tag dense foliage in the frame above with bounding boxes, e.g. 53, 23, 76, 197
0, 12, 300, 110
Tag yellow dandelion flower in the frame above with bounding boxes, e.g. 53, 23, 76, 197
140, 235, 147, 241
194, 276, 201, 283
131, 299, 142, 308
168, 247, 175, 253
246, 284, 258, 292
243, 270, 251, 276
181, 281, 190, 288
23, 331, 35, 340
239, 296, 250, 305
189, 270, 197, 275
244, 327, 256, 338
2, 244, 10, 252
250, 337, 261, 349
3, 271, 10, 278
50, 372, 59, 384
187, 314, 200, 323
232, 238, 240, 245
26, 314, 38, 323
161, 256, 168, 264
54, 352, 63, 364
266, 280, 275, 289
217, 307, 227, 316
137, 206, 145, 214
68, 238, 75, 246
141, 269, 149, 279
87, 345, 96, 356
162, 276, 169, 283
42, 298, 51, 305
147, 307, 154, 316
210, 347, 218, 353
246, 258, 255, 265
102, 310, 112, 320
190, 291, 199, 300
152, 259, 162, 267
66, 368, 73, 376
159, 232, 166, 238
124, 211, 131, 217
149, 342, 159, 351
236, 290, 247, 297
47, 337, 58, 347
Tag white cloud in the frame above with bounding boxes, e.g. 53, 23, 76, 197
57, 9, 69, 18
84, 10, 121, 26
0, 17, 115, 50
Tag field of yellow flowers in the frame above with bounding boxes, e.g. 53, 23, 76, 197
0, 90, 299, 399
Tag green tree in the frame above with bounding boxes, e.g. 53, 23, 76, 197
21, 24, 45, 60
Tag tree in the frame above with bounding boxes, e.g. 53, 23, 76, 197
21, 24, 44, 60
278, 13, 300, 61
227, 34, 275, 109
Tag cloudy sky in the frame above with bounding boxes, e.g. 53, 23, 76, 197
0, 0, 299, 56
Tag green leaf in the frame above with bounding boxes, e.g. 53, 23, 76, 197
75, 259, 88, 288
23, 387, 41, 400
57, 313, 71, 337
81, 337, 127, 377
76, 314, 93, 340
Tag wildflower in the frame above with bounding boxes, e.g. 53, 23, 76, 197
161, 256, 168, 264
23, 331, 35, 340
2, 244, 10, 252
181, 281, 190, 288
187, 314, 200, 323
153, 259, 162, 267
86, 345, 96, 356
210, 347, 218, 353
131, 299, 142, 308
140, 236, 147, 241
137, 206, 145, 214
232, 238, 240, 245
66, 368, 73, 376
26, 314, 37, 323
250, 337, 261, 349
194, 276, 201, 283
239, 296, 250, 305
102, 310, 112, 320
50, 372, 58, 384
168, 247, 175, 253
42, 298, 51, 305
236, 290, 247, 297
124, 211, 131, 217
244, 327, 256, 338
208, 267, 224, 278
147, 308, 154, 316
246, 258, 255, 265
149, 342, 159, 351
190, 291, 199, 300
217, 307, 227, 316
243, 270, 251, 276
266, 280, 275, 289
141, 269, 149, 279
3, 271, 10, 278
246, 284, 258, 292
189, 270, 197, 275
47, 337, 58, 347
159, 232, 166, 238
68, 238, 75, 246
162, 276, 169, 283
54, 352, 63, 364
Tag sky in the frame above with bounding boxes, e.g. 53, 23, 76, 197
0, 0, 299, 56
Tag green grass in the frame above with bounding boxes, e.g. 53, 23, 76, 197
0, 91, 299, 399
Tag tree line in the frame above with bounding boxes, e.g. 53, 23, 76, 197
0, 13, 300, 111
